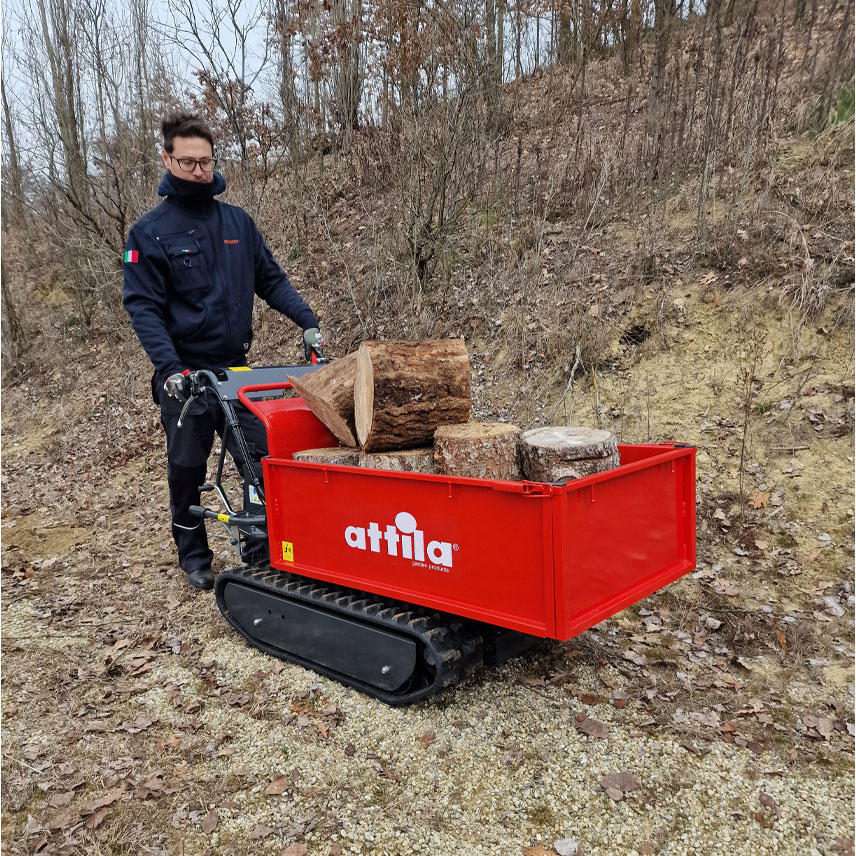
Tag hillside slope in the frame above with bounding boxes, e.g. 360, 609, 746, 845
2, 25, 854, 856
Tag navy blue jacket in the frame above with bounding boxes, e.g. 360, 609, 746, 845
123, 172, 318, 380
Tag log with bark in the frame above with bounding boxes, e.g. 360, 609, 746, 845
354, 339, 471, 451
433, 422, 522, 480
359, 448, 436, 473
292, 447, 361, 466
521, 427, 620, 483
288, 352, 358, 447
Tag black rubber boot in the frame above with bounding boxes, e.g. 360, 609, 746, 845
186, 568, 214, 590
241, 533, 270, 567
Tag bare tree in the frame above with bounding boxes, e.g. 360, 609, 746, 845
1, 74, 25, 227
331, 0, 363, 139
164, 0, 273, 212
10, 0, 179, 325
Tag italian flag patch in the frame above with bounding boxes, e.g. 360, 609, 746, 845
124, 250, 139, 263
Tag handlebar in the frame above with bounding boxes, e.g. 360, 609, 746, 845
236, 381, 294, 412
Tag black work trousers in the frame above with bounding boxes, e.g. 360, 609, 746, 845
158, 386, 268, 573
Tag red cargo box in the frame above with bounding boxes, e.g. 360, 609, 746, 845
255, 401, 695, 641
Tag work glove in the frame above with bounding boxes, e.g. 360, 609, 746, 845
164, 369, 191, 400
303, 327, 325, 362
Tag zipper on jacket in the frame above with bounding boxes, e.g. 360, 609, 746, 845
203, 215, 232, 346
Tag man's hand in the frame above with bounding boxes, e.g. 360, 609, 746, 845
164, 370, 191, 400
303, 327, 325, 362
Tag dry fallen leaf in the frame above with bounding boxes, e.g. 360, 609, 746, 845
759, 791, 781, 818
420, 729, 436, 749
576, 714, 609, 739
250, 823, 273, 839
830, 836, 855, 855
48, 791, 75, 808
816, 717, 834, 739
201, 810, 218, 834
600, 772, 639, 794
85, 787, 125, 814
281, 845, 308, 856
45, 807, 80, 830
143, 773, 165, 791
754, 810, 774, 828
554, 837, 579, 856
265, 775, 290, 796
751, 491, 769, 509
85, 807, 109, 830
715, 579, 739, 597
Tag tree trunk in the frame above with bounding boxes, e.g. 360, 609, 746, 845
289, 352, 358, 447
434, 422, 522, 480
521, 427, 619, 482
360, 449, 436, 473
648, 0, 675, 176
559, 0, 573, 64
1, 78, 24, 226
274, 0, 301, 155
332, 0, 362, 137
0, 259, 24, 372
355, 340, 471, 451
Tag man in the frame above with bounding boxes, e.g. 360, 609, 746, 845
123, 112, 324, 590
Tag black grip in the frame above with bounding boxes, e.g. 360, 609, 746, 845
189, 505, 267, 527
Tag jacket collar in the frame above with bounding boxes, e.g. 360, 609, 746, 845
158, 171, 227, 199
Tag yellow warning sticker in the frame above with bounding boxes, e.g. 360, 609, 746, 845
227, 366, 251, 371
282, 541, 294, 563
217, 513, 230, 523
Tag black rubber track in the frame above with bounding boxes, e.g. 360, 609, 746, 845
214, 564, 485, 705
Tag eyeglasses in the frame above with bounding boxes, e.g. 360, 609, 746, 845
169, 155, 217, 173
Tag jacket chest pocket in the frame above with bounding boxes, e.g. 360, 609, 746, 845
160, 234, 210, 296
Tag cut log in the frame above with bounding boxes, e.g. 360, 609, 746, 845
288, 352, 358, 447
521, 427, 620, 483
434, 422, 522, 481
292, 447, 361, 466
526, 450, 620, 482
359, 448, 436, 474
354, 340, 471, 451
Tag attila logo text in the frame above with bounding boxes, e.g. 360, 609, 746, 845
345, 511, 455, 568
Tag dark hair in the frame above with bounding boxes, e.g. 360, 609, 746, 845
161, 112, 214, 153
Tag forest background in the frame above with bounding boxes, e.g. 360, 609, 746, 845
1, 0, 855, 854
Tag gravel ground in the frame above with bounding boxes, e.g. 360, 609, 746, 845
2, 291, 854, 856
3, 577, 853, 856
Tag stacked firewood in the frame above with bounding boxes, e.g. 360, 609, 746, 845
290, 340, 620, 483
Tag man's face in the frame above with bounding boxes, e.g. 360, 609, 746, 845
162, 135, 215, 183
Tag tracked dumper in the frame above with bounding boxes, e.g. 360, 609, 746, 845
187, 366, 696, 705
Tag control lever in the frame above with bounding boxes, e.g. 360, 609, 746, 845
177, 373, 204, 428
